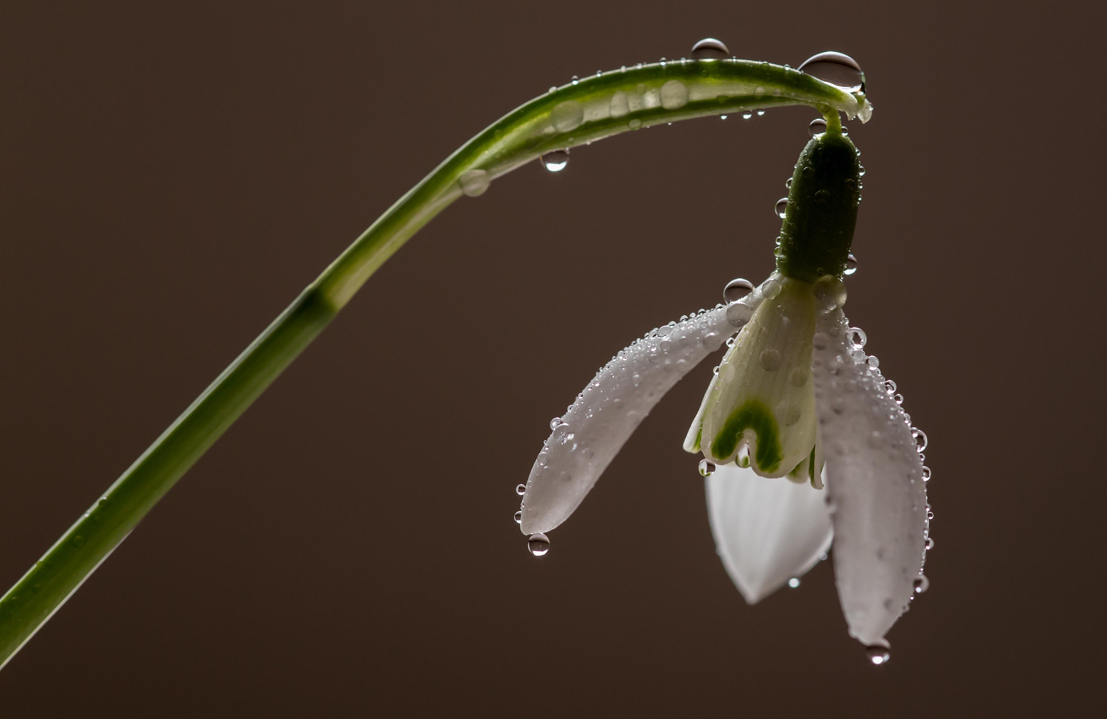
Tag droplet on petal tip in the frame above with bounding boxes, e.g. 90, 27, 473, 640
866, 645, 891, 665
528, 533, 550, 556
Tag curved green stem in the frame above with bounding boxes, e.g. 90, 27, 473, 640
0, 59, 871, 669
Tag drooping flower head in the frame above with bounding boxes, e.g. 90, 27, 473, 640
517, 113, 931, 659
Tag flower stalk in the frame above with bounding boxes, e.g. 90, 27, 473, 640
0, 58, 870, 669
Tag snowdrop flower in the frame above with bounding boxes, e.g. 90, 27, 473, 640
518, 120, 931, 655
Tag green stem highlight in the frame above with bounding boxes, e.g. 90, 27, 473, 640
0, 59, 870, 669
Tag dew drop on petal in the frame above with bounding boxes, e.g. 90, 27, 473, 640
813, 276, 848, 312
759, 349, 783, 371
809, 118, 827, 136
845, 253, 858, 276
921, 466, 932, 481
848, 327, 867, 349
541, 149, 570, 172
884, 379, 897, 394
698, 459, 716, 477
912, 428, 928, 452
925, 536, 936, 551
786, 577, 801, 589
775, 197, 789, 218
516, 484, 527, 496
866, 355, 880, 369
798, 51, 865, 93
690, 37, 730, 60
723, 278, 755, 303
894, 393, 904, 405
549, 417, 561, 430
528, 533, 550, 556
514, 511, 522, 524
866, 645, 891, 665
913, 575, 930, 594
726, 302, 753, 327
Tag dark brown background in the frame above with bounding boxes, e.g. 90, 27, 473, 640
1, 1, 1103, 716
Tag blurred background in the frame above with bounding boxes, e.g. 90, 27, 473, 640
1, 1, 1103, 715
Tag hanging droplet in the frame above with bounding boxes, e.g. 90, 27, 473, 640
912, 427, 928, 452
848, 327, 867, 349
690, 38, 729, 60
844, 253, 858, 276
528, 533, 550, 556
458, 169, 491, 197
698, 459, 716, 477
809, 118, 827, 136
866, 645, 891, 665
723, 278, 755, 303
516, 484, 526, 496
798, 51, 865, 93
913, 575, 930, 594
742, 111, 753, 120
921, 466, 932, 481
757, 110, 765, 117
541, 149, 570, 172
514, 511, 522, 524
787, 577, 801, 589
775, 197, 789, 218
925, 536, 936, 551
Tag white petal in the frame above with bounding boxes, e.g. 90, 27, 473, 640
521, 294, 766, 535
706, 462, 833, 603
811, 310, 928, 646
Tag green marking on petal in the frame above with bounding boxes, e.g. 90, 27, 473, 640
709, 399, 783, 474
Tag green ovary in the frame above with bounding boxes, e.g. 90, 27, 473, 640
709, 399, 783, 474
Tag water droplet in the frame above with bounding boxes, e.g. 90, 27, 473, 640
848, 327, 867, 349
570, 75, 579, 85
610, 90, 629, 118
809, 118, 827, 136
527, 533, 550, 556
844, 253, 858, 276
720, 115, 727, 120
813, 276, 847, 312
894, 393, 904, 405
866, 355, 880, 369
775, 197, 789, 218
550, 100, 584, 132
726, 302, 753, 327
516, 484, 527, 496
912, 428, 928, 452
785, 177, 793, 190
723, 278, 755, 303
787, 577, 801, 588
759, 349, 783, 371
514, 511, 522, 524
866, 645, 891, 665
884, 379, 897, 394
790, 368, 808, 387
925, 536, 935, 551
798, 51, 865, 93
742, 111, 753, 120
762, 278, 782, 299
459, 169, 490, 197
698, 459, 716, 477
541, 149, 570, 172
549, 417, 561, 430
690, 38, 730, 60
818, 551, 828, 561
913, 575, 930, 594
628, 118, 642, 130
660, 80, 689, 109
548, 86, 557, 94
921, 466, 932, 481
757, 110, 765, 117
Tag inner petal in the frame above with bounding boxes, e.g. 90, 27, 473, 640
699, 277, 818, 476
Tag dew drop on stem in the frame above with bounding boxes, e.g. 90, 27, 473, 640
775, 197, 789, 218
798, 51, 865, 93
541, 149, 570, 172
844, 253, 858, 275
690, 38, 730, 60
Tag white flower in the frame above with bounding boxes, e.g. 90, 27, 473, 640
518, 271, 931, 653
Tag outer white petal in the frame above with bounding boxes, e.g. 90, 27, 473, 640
520, 292, 766, 535
811, 310, 928, 647
706, 462, 833, 603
